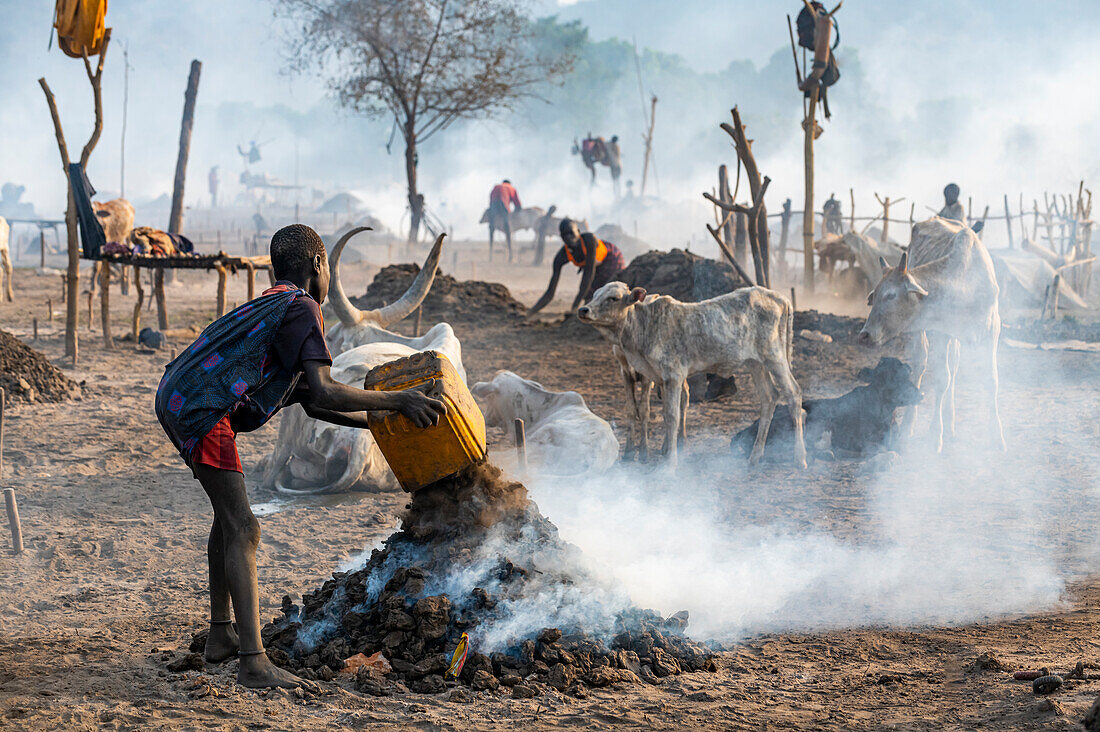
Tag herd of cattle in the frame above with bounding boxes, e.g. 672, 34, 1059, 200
247, 213, 1006, 494
0, 207, 1004, 490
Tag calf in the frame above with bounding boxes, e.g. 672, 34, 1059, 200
578, 282, 806, 468
732, 357, 922, 459
471, 370, 619, 475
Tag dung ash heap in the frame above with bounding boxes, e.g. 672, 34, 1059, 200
261, 463, 715, 696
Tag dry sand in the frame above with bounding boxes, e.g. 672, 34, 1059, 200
1, 250, 1099, 730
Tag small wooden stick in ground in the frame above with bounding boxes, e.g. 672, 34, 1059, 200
86, 290, 93, 332
790, 286, 797, 312
3, 489, 20, 555
0, 390, 17, 554
47, 298, 53, 323
32, 318, 38, 341
514, 418, 527, 474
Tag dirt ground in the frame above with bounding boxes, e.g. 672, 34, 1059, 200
1, 247, 1099, 731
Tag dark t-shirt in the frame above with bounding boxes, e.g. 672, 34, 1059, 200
225, 282, 332, 426
267, 281, 332, 371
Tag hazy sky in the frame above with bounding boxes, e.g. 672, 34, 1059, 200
2, 0, 1098, 244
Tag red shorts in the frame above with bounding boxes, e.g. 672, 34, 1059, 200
191, 415, 243, 473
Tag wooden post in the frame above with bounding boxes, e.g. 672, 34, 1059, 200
100, 256, 112, 348
47, 298, 53, 323
639, 95, 658, 197
704, 176, 772, 288
39, 230, 46, 269
718, 165, 736, 261
802, 87, 819, 293
154, 269, 168, 329
245, 262, 256, 301
86, 290, 93, 332
215, 264, 228, 317
132, 263, 144, 341
513, 418, 527, 474
61, 275, 66, 303
168, 60, 202, 239
848, 188, 855, 231
779, 199, 792, 258
1003, 194, 1014, 248
790, 286, 797, 312
32, 318, 38, 341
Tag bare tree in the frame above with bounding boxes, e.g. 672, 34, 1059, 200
275, 0, 570, 243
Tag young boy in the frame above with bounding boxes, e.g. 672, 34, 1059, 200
155, 224, 445, 689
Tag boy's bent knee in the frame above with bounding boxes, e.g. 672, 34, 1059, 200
223, 515, 261, 547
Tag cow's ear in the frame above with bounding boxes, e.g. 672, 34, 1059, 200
878, 256, 889, 273
631, 287, 647, 302
866, 291, 874, 306
906, 280, 929, 298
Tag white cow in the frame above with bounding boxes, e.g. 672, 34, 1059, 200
471, 370, 619, 475
324, 227, 464, 380
257, 228, 465, 494
858, 216, 1005, 452
0, 216, 12, 302
579, 282, 806, 468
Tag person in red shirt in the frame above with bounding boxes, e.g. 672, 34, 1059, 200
487, 179, 522, 262
528, 218, 626, 315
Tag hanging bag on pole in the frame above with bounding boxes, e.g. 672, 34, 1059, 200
54, 0, 108, 58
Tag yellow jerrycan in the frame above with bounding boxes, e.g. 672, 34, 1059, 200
363, 351, 487, 492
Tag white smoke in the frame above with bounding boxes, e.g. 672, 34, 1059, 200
523, 354, 1100, 642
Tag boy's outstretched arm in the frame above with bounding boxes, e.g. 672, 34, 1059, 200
300, 360, 446, 428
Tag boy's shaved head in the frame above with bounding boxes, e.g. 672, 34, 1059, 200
271, 224, 326, 280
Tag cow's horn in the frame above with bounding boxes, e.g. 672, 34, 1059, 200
898, 251, 909, 274
374, 233, 446, 328
328, 226, 372, 326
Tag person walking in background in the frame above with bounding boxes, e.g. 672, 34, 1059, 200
487, 179, 522, 262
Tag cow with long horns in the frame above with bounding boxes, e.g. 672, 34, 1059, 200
858, 216, 1005, 452
257, 227, 466, 494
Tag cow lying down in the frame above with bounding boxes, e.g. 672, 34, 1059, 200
471, 370, 619, 475
731, 358, 922, 460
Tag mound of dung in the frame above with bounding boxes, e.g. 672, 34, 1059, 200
614, 248, 750, 302
261, 463, 714, 696
0, 330, 81, 403
354, 265, 526, 323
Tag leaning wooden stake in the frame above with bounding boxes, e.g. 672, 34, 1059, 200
0, 390, 19, 555
1003, 194, 1014, 248
513, 418, 528, 474
848, 188, 855, 231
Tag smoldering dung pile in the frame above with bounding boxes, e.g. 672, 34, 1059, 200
353, 265, 526, 323
0, 330, 81, 403
262, 463, 714, 696
613, 248, 750, 302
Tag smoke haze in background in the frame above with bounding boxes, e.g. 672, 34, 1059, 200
2, 1, 1099, 252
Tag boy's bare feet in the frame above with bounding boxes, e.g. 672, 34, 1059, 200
238, 653, 317, 690
204, 622, 240, 663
